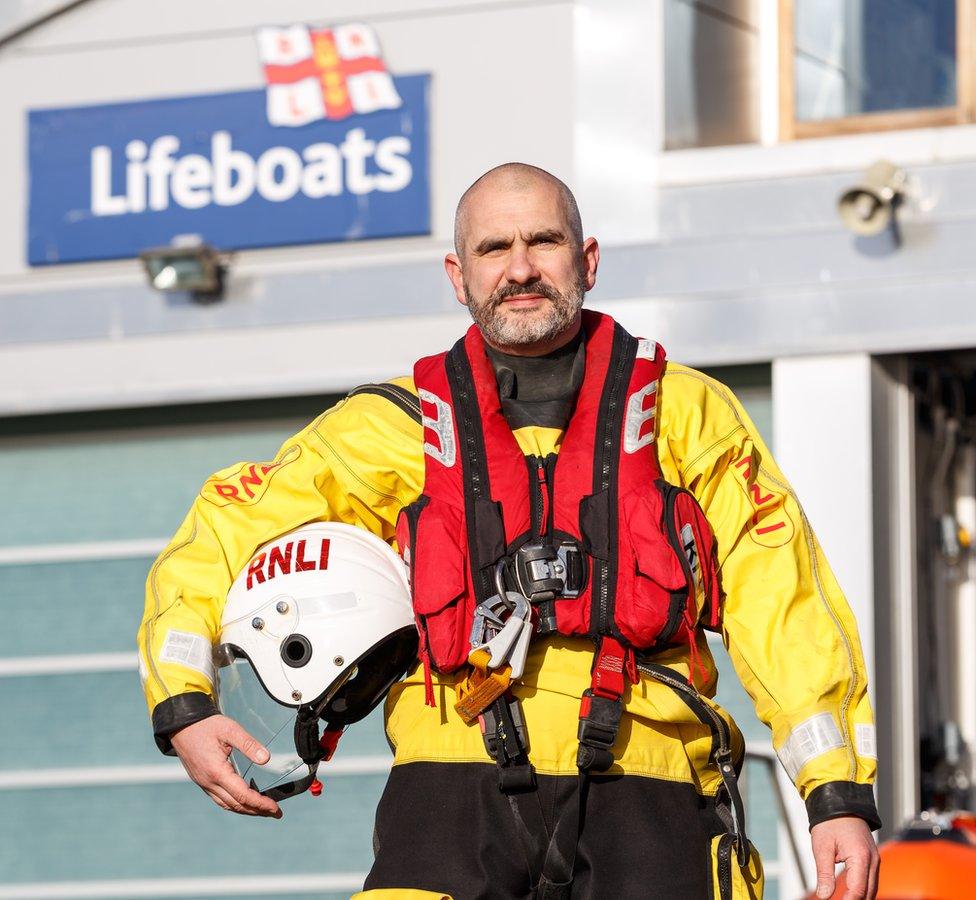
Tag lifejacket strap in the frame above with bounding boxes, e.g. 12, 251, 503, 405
576, 636, 633, 773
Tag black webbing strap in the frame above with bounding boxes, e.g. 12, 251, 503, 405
487, 639, 627, 898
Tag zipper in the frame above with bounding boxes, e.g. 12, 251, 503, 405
537, 458, 551, 537
716, 833, 733, 900
526, 453, 556, 539
347, 383, 422, 421
448, 354, 484, 500
593, 341, 631, 634
636, 661, 733, 760
658, 482, 695, 644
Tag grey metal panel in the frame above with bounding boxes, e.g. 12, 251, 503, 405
0, 257, 458, 345
4, 221, 976, 360
13, 0, 560, 50
658, 161, 976, 240
624, 275, 976, 365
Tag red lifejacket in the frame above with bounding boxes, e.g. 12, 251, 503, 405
395, 310, 721, 683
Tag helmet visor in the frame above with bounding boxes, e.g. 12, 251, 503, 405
215, 649, 317, 801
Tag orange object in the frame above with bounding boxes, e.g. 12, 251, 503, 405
950, 812, 976, 844
805, 837, 976, 899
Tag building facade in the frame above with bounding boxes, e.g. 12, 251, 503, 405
4, 2, 976, 898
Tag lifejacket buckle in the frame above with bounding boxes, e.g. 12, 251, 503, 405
576, 690, 622, 773
511, 540, 587, 603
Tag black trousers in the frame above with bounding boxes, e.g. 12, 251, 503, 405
364, 762, 728, 899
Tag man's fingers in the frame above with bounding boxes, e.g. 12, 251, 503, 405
222, 719, 271, 765
208, 784, 267, 817
218, 767, 282, 818
865, 844, 880, 900
840, 851, 868, 900
812, 833, 837, 899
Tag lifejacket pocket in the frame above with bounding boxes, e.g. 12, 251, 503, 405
615, 488, 689, 647
396, 495, 473, 673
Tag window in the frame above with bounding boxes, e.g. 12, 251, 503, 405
664, 0, 762, 150
780, 0, 972, 138
664, 1, 976, 148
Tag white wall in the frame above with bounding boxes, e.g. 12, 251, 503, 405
0, 0, 672, 289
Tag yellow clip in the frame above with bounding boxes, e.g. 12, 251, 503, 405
454, 648, 511, 724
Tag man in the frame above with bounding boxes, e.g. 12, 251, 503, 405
139, 163, 881, 899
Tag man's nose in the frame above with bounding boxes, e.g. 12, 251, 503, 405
505, 243, 540, 284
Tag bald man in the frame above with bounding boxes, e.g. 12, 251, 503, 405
142, 164, 881, 899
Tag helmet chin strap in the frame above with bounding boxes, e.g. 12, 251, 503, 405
295, 701, 347, 768
294, 705, 327, 765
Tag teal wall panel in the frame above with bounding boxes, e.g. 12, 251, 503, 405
0, 669, 392, 770
0, 776, 386, 883
0, 420, 315, 546
0, 557, 153, 657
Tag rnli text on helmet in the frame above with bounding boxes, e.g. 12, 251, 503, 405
246, 538, 331, 590
90, 128, 412, 216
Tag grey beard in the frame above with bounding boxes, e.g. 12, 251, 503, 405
464, 279, 585, 347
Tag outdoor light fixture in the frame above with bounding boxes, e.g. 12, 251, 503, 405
837, 160, 907, 237
140, 241, 226, 302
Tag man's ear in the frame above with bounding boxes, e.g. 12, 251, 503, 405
581, 237, 600, 291
444, 253, 467, 305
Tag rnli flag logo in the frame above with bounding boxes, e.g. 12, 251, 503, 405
257, 23, 402, 127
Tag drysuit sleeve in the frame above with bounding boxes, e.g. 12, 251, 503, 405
660, 363, 881, 831
137, 380, 424, 754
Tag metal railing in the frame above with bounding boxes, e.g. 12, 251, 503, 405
743, 742, 811, 894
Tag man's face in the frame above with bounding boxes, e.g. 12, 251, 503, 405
445, 180, 598, 353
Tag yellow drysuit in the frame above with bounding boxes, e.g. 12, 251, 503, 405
138, 359, 879, 897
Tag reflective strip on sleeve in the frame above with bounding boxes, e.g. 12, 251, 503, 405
776, 712, 845, 780
159, 630, 215, 685
856, 723, 878, 759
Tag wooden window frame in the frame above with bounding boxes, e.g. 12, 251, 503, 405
779, 0, 976, 140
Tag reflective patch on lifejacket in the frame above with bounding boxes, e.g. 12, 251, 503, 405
776, 712, 845, 780
680, 522, 704, 611
856, 723, 878, 759
636, 338, 657, 360
419, 388, 456, 468
159, 629, 215, 686
623, 380, 658, 454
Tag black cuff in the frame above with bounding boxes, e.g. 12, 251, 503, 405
806, 781, 882, 832
151, 692, 219, 755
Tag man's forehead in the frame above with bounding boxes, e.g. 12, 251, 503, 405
461, 178, 568, 237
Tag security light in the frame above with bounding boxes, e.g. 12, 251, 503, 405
140, 242, 225, 301
838, 160, 906, 238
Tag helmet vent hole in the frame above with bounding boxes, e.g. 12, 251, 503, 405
280, 634, 312, 668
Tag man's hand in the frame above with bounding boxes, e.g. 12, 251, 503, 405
811, 816, 879, 899
170, 714, 282, 818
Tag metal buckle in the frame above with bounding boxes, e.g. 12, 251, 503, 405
511, 539, 587, 602
576, 690, 622, 772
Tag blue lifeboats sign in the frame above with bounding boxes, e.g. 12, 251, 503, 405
27, 74, 430, 265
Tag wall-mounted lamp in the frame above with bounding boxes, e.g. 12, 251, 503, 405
837, 160, 907, 237
140, 241, 226, 302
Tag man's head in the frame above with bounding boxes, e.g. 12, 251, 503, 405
445, 163, 599, 356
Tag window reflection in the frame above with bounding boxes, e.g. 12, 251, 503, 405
795, 0, 956, 122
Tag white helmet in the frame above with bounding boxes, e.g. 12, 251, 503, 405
214, 522, 417, 801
